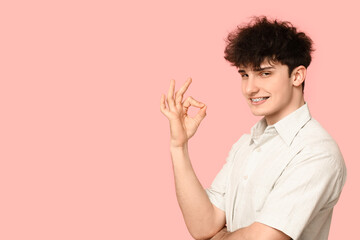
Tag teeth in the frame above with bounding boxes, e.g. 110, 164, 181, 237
251, 97, 268, 102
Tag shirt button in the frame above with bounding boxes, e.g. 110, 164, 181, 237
243, 175, 248, 180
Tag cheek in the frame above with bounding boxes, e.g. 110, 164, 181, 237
276, 85, 293, 103
271, 79, 291, 95
241, 82, 247, 96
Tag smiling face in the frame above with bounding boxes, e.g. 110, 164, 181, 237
239, 60, 306, 125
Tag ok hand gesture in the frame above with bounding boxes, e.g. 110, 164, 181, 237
160, 78, 207, 148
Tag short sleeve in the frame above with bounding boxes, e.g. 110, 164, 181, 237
206, 135, 249, 211
255, 147, 347, 240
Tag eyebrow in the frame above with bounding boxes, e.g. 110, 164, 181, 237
238, 66, 275, 73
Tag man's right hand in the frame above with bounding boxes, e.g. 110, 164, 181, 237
160, 78, 207, 148
160, 78, 225, 239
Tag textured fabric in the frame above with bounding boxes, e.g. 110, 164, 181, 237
206, 103, 346, 240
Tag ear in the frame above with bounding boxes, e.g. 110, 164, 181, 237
291, 65, 306, 87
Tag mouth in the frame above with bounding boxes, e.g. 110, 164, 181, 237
250, 97, 270, 105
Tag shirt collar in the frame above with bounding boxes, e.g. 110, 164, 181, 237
250, 103, 312, 146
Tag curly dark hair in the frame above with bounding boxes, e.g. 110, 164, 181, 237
224, 16, 314, 90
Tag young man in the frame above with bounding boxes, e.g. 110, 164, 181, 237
160, 17, 346, 240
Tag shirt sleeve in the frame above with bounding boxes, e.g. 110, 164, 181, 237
255, 145, 347, 240
206, 135, 249, 211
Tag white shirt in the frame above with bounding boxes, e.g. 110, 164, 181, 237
206, 103, 347, 240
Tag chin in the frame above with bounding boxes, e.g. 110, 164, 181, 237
250, 110, 266, 117
250, 109, 266, 116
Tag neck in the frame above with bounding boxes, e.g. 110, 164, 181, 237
265, 96, 305, 125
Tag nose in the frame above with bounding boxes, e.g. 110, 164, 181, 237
243, 76, 259, 96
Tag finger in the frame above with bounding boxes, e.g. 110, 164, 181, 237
175, 78, 192, 105
166, 79, 176, 110
183, 96, 205, 112
193, 105, 207, 124
160, 94, 169, 116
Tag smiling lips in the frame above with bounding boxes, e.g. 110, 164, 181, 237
250, 97, 269, 105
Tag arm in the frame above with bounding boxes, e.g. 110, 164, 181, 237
160, 79, 226, 240
210, 222, 290, 240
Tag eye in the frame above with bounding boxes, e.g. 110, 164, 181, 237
261, 72, 271, 77
241, 73, 249, 78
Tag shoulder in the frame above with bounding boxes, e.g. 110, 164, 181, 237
292, 118, 347, 183
295, 118, 343, 162
282, 118, 347, 205
227, 134, 252, 152
224, 134, 251, 162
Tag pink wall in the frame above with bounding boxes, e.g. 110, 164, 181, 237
1, 0, 358, 239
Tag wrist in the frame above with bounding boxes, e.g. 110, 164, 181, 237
170, 146, 189, 157
170, 141, 188, 151
169, 142, 192, 167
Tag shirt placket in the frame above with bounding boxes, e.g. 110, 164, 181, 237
232, 127, 277, 228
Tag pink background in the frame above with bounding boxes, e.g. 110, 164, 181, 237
1, 0, 359, 239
